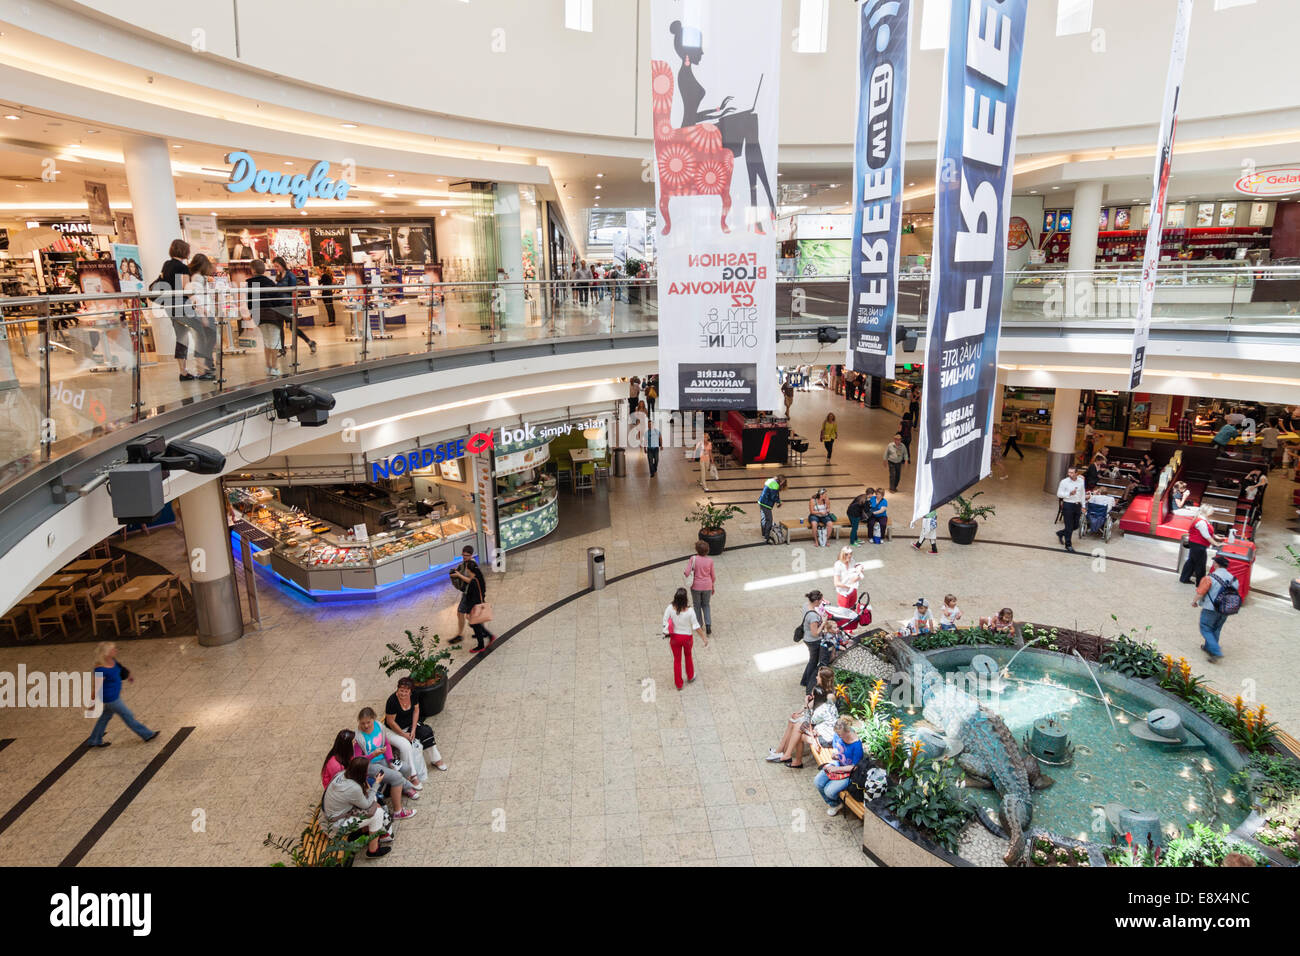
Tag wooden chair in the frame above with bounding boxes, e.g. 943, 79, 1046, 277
35, 588, 77, 639
89, 592, 127, 637
91, 542, 112, 559
161, 576, 186, 616
73, 579, 102, 618
131, 594, 172, 634
1, 606, 28, 641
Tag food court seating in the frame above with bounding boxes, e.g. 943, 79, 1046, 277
575, 461, 595, 492
35, 588, 78, 639
0, 606, 26, 641
131, 594, 172, 634
89, 589, 127, 637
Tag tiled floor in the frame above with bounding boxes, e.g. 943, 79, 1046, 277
1, 384, 1297, 867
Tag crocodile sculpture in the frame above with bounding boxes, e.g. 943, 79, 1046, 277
888, 638, 1053, 864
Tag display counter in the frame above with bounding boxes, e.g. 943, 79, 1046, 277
1126, 427, 1299, 447
498, 486, 559, 550
228, 489, 475, 600
720, 411, 789, 465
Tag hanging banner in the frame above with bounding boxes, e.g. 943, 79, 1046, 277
83, 180, 114, 235
650, 0, 781, 412
913, 0, 1029, 523
847, 0, 912, 380
1129, 0, 1192, 390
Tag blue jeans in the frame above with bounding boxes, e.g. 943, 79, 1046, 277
87, 697, 153, 745
1199, 608, 1227, 657
815, 769, 851, 807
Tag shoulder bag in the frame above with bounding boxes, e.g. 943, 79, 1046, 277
683, 556, 696, 590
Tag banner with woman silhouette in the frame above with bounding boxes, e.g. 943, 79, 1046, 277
649, 0, 781, 412
847, 0, 912, 380
913, 0, 1028, 523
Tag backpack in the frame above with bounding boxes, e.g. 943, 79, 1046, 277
1209, 570, 1242, 616
449, 560, 471, 592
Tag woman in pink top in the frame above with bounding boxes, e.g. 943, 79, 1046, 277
684, 539, 717, 636
321, 729, 356, 789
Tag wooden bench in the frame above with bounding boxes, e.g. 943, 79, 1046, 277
837, 515, 892, 542
809, 740, 866, 820
778, 518, 841, 543
300, 805, 353, 867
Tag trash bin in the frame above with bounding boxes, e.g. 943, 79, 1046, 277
612, 447, 627, 477
1218, 539, 1256, 601
1175, 533, 1191, 573
587, 547, 606, 590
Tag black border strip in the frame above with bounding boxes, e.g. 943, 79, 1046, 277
0, 738, 13, 755
59, 726, 194, 867
0, 742, 89, 837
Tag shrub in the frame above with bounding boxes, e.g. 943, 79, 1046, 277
1099, 630, 1163, 679
884, 760, 972, 854
1160, 821, 1268, 868
1231, 753, 1300, 807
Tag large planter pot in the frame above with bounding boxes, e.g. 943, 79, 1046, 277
948, 518, 979, 546
1290, 578, 1300, 611
414, 674, 448, 719
699, 527, 726, 555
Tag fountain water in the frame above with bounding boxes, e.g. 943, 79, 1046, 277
1072, 650, 1118, 735
1000, 633, 1050, 679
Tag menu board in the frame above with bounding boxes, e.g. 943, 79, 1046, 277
1195, 203, 1215, 227
1248, 202, 1267, 226
1114, 207, 1131, 229
1165, 204, 1186, 228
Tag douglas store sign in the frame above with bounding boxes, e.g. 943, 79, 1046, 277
225, 151, 353, 208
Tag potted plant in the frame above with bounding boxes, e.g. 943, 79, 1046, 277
378, 626, 453, 718
948, 492, 995, 545
686, 500, 746, 555
1279, 545, 1300, 611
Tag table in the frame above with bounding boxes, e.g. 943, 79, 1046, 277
41, 572, 85, 589
62, 559, 110, 572
102, 575, 171, 605
16, 589, 56, 632
569, 448, 596, 464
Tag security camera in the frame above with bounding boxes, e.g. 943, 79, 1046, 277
272, 384, 336, 426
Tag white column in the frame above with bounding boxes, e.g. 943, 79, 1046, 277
1066, 181, 1104, 317
121, 134, 181, 279
1043, 387, 1081, 492
177, 479, 244, 646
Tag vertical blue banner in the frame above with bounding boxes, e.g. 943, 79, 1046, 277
913, 0, 1028, 523
847, 0, 912, 380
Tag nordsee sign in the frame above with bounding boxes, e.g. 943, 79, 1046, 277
225, 152, 352, 209
370, 432, 494, 482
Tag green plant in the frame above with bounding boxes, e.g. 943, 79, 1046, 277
885, 760, 972, 853
949, 492, 996, 522
1231, 753, 1300, 807
378, 626, 452, 685
1254, 795, 1300, 861
1160, 821, 1268, 868
1099, 628, 1163, 679
1157, 654, 1206, 700
268, 807, 372, 867
685, 500, 745, 533
1277, 544, 1300, 574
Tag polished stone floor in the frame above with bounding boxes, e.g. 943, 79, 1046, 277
1, 384, 1297, 867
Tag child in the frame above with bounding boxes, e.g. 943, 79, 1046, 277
912, 510, 939, 554
979, 607, 1015, 636
900, 598, 937, 636
939, 594, 962, 631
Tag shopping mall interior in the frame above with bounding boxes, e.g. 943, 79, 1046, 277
1, 0, 1299, 896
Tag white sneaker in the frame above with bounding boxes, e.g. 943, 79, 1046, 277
827, 804, 842, 816
765, 749, 784, 762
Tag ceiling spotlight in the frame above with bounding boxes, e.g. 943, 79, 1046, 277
595, 185, 601, 190
300, 210, 308, 216
85, 128, 99, 134
340, 122, 358, 128
379, 209, 386, 213
1029, 189, 1038, 194
3, 113, 19, 121
907, 182, 915, 186
65, 144, 81, 150
596, 173, 604, 178
440, 209, 447, 216
1051, 186, 1060, 190
172, 144, 183, 149
284, 160, 294, 166
387, 173, 396, 178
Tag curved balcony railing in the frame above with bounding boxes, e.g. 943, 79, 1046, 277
1, 266, 1297, 492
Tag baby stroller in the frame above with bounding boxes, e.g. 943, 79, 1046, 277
1080, 495, 1117, 542
821, 591, 873, 642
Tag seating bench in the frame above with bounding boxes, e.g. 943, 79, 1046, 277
809, 740, 866, 820
778, 518, 841, 542
300, 805, 354, 867
836, 515, 892, 541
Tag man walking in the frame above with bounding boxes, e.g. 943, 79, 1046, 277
758, 475, 787, 543
628, 376, 641, 417
1002, 414, 1025, 460
1193, 554, 1238, 661
1056, 465, 1086, 553
645, 419, 661, 478
884, 433, 909, 493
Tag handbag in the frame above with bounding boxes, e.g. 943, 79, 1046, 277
825, 766, 852, 781
414, 723, 435, 747
467, 602, 493, 625
683, 556, 696, 590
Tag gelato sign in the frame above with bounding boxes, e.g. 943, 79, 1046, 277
225, 151, 353, 208
1234, 167, 1300, 197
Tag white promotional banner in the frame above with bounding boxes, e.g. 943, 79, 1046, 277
650, 0, 781, 412
1129, 0, 1192, 390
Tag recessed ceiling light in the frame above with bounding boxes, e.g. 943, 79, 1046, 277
379, 209, 386, 213
85, 128, 98, 134
300, 210, 308, 216
1029, 190, 1038, 194
596, 173, 604, 178
595, 185, 601, 190
65, 144, 81, 149
387, 173, 395, 178
172, 144, 182, 149
340, 122, 358, 129
209, 211, 217, 216
3, 114, 19, 121
436, 178, 445, 182
440, 209, 447, 216
1051, 185, 1060, 190
907, 182, 915, 186
284, 161, 294, 166
381, 192, 397, 199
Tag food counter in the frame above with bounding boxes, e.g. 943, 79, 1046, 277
498, 485, 559, 550
1011, 265, 1251, 309
227, 489, 476, 600
719, 411, 789, 465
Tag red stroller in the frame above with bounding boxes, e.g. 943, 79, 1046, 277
820, 591, 873, 646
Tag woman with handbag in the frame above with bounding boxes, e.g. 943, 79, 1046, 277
451, 545, 496, 653
797, 590, 827, 691
766, 667, 835, 769
384, 677, 449, 778
662, 587, 707, 691
684, 540, 717, 637
814, 717, 862, 815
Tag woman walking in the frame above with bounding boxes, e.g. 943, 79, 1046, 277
798, 590, 827, 690
450, 545, 496, 653
662, 587, 707, 690
86, 642, 159, 747
698, 433, 720, 490
820, 413, 838, 462
157, 238, 195, 381
683, 540, 716, 637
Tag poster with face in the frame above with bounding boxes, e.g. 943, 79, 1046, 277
115, 213, 137, 245
1114, 207, 1131, 229
84, 180, 114, 233
112, 243, 144, 292
1057, 211, 1072, 232
76, 258, 127, 327
1043, 211, 1056, 233
227, 228, 268, 261
269, 227, 312, 268
309, 227, 350, 267
390, 225, 433, 264
350, 228, 392, 268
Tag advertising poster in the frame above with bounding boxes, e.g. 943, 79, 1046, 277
351, 228, 393, 268
626, 208, 648, 259
268, 227, 312, 268
391, 225, 434, 264
1043, 211, 1056, 233
1196, 202, 1215, 227
846, 0, 912, 380
83, 180, 114, 234
1248, 203, 1267, 226
1164, 203, 1186, 228
1114, 207, 1131, 229
309, 227, 351, 266
649, 0, 781, 412
114, 213, 137, 245
1129, 0, 1192, 390
913, 0, 1028, 523
111, 243, 144, 292
1006, 216, 1030, 250
1141, 205, 1152, 228
227, 227, 268, 261
1099, 209, 1110, 231
182, 214, 223, 260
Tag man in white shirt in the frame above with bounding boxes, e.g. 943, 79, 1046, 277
1056, 465, 1086, 553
